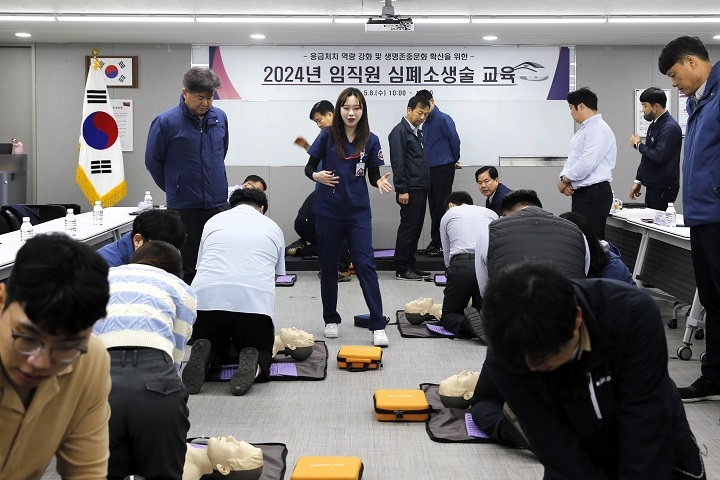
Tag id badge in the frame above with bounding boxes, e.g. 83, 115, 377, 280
355, 161, 366, 177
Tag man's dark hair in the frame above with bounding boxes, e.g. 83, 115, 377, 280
567, 87, 598, 111
132, 209, 186, 250
658, 36, 710, 75
482, 263, 578, 370
560, 212, 608, 277
445, 191, 474, 209
499, 189, 542, 216
230, 186, 269, 213
639, 87, 667, 108
416, 89, 433, 100
407, 95, 431, 110
309, 100, 334, 120
183, 67, 221, 94
243, 174, 268, 192
131, 241, 183, 279
475, 166, 498, 181
6, 234, 109, 335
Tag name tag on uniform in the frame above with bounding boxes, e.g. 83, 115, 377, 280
356, 161, 365, 176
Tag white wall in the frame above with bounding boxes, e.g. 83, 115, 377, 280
29, 42, 720, 247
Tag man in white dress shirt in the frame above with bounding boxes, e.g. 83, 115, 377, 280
438, 191, 497, 336
183, 188, 285, 397
557, 87, 617, 239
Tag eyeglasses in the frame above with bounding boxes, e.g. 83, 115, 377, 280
11, 331, 87, 364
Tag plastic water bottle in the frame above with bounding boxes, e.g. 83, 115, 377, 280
65, 209, 76, 237
665, 203, 677, 228
143, 191, 153, 210
20, 217, 33, 245
93, 201, 104, 226
611, 191, 622, 212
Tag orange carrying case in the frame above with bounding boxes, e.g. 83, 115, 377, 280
290, 456, 364, 480
373, 389, 431, 421
337, 345, 383, 371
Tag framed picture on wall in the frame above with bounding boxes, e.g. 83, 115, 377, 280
84, 56, 138, 88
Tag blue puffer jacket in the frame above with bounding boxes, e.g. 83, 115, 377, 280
145, 95, 229, 209
682, 61, 720, 226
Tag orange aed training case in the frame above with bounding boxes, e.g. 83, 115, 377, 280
373, 389, 431, 421
290, 456, 364, 480
337, 345, 383, 371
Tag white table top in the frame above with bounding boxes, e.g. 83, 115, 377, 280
609, 207, 690, 240
0, 206, 136, 279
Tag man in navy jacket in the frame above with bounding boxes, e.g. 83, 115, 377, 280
481, 263, 704, 479
475, 166, 512, 216
388, 96, 431, 281
416, 90, 461, 257
660, 36, 720, 402
628, 87, 682, 211
145, 67, 229, 283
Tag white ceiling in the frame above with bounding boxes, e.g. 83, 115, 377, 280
1, 0, 720, 47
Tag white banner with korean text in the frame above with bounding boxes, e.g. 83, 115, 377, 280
210, 46, 569, 102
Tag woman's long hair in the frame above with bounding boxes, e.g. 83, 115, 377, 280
332, 87, 370, 160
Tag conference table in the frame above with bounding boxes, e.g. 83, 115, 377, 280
606, 208, 705, 360
0, 206, 136, 281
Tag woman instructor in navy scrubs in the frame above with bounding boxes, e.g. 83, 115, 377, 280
305, 87, 393, 346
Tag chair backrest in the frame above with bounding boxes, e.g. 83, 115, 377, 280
0, 211, 14, 234
21, 204, 69, 223
1, 205, 33, 228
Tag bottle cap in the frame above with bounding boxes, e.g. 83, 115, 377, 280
22, 217, 29, 221
145, 191, 151, 194
95, 200, 101, 205
67, 209, 74, 214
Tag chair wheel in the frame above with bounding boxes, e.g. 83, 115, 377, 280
667, 318, 678, 329
695, 329, 705, 340
677, 346, 692, 361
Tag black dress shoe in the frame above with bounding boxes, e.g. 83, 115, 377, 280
426, 246, 443, 257
396, 270, 423, 281
417, 242, 437, 255
413, 267, 431, 277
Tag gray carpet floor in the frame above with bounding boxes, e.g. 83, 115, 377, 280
43, 271, 720, 479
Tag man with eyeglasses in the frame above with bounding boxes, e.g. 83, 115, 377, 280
0, 234, 111, 479
475, 166, 512, 216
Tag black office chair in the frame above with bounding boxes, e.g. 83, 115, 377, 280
0, 212, 14, 234
21, 204, 70, 223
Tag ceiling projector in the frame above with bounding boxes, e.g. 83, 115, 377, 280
365, 17, 414, 32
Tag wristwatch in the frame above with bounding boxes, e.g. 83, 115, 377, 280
560, 175, 570, 184
633, 141, 640, 150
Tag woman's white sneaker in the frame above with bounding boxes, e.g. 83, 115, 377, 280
324, 323, 339, 338
373, 329, 389, 347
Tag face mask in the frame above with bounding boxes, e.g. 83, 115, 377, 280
643, 111, 656, 122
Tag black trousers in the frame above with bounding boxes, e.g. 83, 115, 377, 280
178, 205, 229, 284
394, 190, 428, 272
295, 214, 351, 271
571, 181, 612, 239
690, 224, 720, 387
428, 163, 456, 245
440, 257, 481, 335
193, 310, 274, 382
107, 348, 189, 480
644, 186, 679, 211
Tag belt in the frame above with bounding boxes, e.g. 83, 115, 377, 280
573, 180, 610, 191
451, 253, 475, 262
